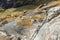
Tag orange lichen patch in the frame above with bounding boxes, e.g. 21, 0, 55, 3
32, 15, 40, 19
16, 16, 33, 27
23, 19, 32, 26
32, 12, 45, 22
22, 16, 32, 26
16, 16, 23, 27
17, 19, 22, 24
38, 12, 46, 22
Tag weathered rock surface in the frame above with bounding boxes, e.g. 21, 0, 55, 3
34, 6, 60, 40
0, 5, 60, 40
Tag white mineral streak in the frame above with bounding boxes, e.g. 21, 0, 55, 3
0, 31, 7, 36
47, 6, 60, 20
34, 6, 60, 40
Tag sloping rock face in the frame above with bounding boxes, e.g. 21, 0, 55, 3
34, 6, 60, 40
0, 4, 60, 40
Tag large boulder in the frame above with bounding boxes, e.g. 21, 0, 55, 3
34, 6, 60, 40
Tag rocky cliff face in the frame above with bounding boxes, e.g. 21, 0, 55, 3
34, 6, 60, 40
0, 1, 60, 40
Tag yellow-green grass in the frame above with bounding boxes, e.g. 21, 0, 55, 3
0, 5, 37, 18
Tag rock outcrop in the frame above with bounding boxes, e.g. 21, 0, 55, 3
0, 1, 60, 40
34, 6, 60, 40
